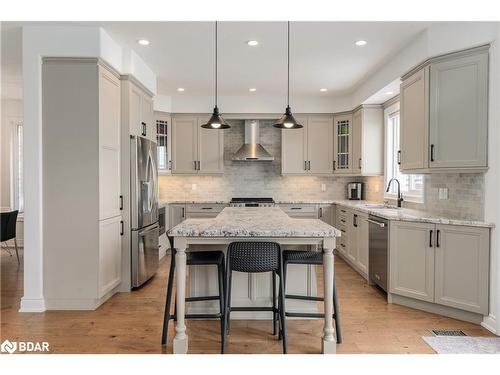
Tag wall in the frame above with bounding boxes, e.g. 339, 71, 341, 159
363, 174, 485, 221
159, 119, 362, 202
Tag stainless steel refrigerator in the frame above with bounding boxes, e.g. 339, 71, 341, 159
130, 136, 159, 288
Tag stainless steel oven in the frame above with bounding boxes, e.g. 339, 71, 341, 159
158, 206, 166, 236
368, 215, 388, 292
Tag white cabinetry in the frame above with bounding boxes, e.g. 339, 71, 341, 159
390, 221, 489, 314
400, 46, 489, 173
281, 115, 334, 175
42, 58, 122, 308
155, 111, 172, 174
121, 76, 155, 142
171, 116, 224, 175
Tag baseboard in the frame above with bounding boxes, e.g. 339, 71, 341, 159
481, 314, 498, 335
19, 297, 46, 312
44, 286, 119, 310
389, 293, 484, 325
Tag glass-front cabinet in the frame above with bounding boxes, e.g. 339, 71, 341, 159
155, 111, 171, 174
333, 113, 353, 174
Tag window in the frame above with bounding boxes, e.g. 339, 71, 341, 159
12, 121, 24, 211
156, 117, 170, 173
384, 103, 423, 203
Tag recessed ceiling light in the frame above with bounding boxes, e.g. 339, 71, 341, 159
320, 88, 328, 92
249, 88, 257, 92
177, 88, 185, 92
247, 40, 259, 46
137, 39, 150, 46
385, 91, 394, 95
355, 40, 367, 46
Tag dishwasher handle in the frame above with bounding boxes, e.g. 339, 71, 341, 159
367, 218, 386, 228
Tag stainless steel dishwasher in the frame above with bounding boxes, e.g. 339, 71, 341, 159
368, 215, 388, 292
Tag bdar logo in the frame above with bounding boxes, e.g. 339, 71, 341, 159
1, 340, 17, 354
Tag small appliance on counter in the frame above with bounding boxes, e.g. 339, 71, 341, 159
347, 182, 363, 200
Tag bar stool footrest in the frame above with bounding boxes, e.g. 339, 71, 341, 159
285, 294, 323, 301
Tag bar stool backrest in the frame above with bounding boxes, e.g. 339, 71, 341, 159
227, 242, 281, 273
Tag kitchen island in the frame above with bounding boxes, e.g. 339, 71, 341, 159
169, 207, 341, 354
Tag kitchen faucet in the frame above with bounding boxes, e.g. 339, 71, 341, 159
386, 178, 404, 208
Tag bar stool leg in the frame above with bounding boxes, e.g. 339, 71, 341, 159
225, 269, 233, 335
272, 271, 277, 335
161, 251, 176, 345
218, 262, 226, 353
278, 272, 288, 354
332, 276, 342, 343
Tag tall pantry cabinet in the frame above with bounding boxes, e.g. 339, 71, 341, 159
42, 58, 123, 309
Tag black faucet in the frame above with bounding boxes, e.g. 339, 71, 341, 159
386, 178, 404, 208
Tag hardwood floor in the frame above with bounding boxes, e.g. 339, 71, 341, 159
0, 248, 493, 354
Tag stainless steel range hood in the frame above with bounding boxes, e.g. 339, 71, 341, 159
232, 120, 274, 161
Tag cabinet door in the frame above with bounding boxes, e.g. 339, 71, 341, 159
351, 109, 362, 174
307, 116, 334, 174
318, 204, 333, 225
155, 112, 172, 174
429, 52, 488, 168
333, 114, 353, 174
346, 211, 357, 263
99, 216, 122, 297
434, 225, 489, 314
389, 221, 435, 302
169, 204, 186, 229
130, 85, 143, 137
355, 212, 369, 275
281, 116, 308, 175
99, 67, 121, 220
141, 94, 155, 142
198, 120, 224, 174
171, 117, 198, 174
400, 67, 429, 170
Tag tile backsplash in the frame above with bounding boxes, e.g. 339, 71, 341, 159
159, 119, 363, 202
159, 119, 485, 220
363, 174, 485, 220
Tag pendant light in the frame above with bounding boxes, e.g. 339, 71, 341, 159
202, 21, 230, 129
274, 21, 303, 129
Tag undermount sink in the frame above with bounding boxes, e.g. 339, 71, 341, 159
364, 204, 399, 209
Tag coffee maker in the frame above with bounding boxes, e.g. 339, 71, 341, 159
347, 182, 363, 200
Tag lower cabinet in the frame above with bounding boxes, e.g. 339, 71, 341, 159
336, 207, 369, 279
169, 203, 186, 229
99, 215, 123, 298
390, 221, 490, 314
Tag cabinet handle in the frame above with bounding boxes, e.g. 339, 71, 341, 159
430, 144, 435, 162
201, 207, 213, 210
333, 160, 336, 171
436, 230, 440, 247
181, 207, 185, 218
120, 220, 124, 236
308, 161, 311, 170
193, 161, 197, 170
397, 150, 401, 165
168, 160, 172, 170
141, 122, 147, 137
119, 195, 123, 210
429, 230, 433, 247
197, 161, 201, 170
291, 207, 302, 210
319, 207, 323, 218
358, 158, 362, 169
304, 161, 307, 171
353, 214, 358, 227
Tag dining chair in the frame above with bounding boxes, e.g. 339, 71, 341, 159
1, 210, 20, 265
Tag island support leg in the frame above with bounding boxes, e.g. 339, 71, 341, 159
173, 237, 188, 354
321, 237, 336, 354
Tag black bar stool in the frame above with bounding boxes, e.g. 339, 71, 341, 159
224, 242, 287, 354
1, 210, 19, 264
161, 235, 226, 353
281, 250, 342, 343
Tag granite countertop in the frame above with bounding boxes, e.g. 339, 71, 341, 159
160, 199, 494, 228
331, 200, 494, 228
169, 207, 342, 237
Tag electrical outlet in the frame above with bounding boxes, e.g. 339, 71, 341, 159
321, 183, 326, 192
192, 183, 197, 191
438, 187, 449, 200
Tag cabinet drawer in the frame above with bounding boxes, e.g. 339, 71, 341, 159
280, 204, 318, 213
186, 203, 227, 213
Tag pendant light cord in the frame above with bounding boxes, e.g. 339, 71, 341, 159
215, 21, 218, 108
287, 21, 290, 107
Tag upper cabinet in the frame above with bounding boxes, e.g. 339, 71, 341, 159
281, 115, 334, 175
155, 111, 172, 175
333, 106, 383, 176
171, 115, 224, 175
121, 76, 156, 143
400, 46, 489, 173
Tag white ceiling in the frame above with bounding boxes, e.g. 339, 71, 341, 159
1, 21, 431, 100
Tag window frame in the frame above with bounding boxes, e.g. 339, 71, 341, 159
383, 101, 424, 204
10, 118, 24, 212
155, 112, 171, 176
